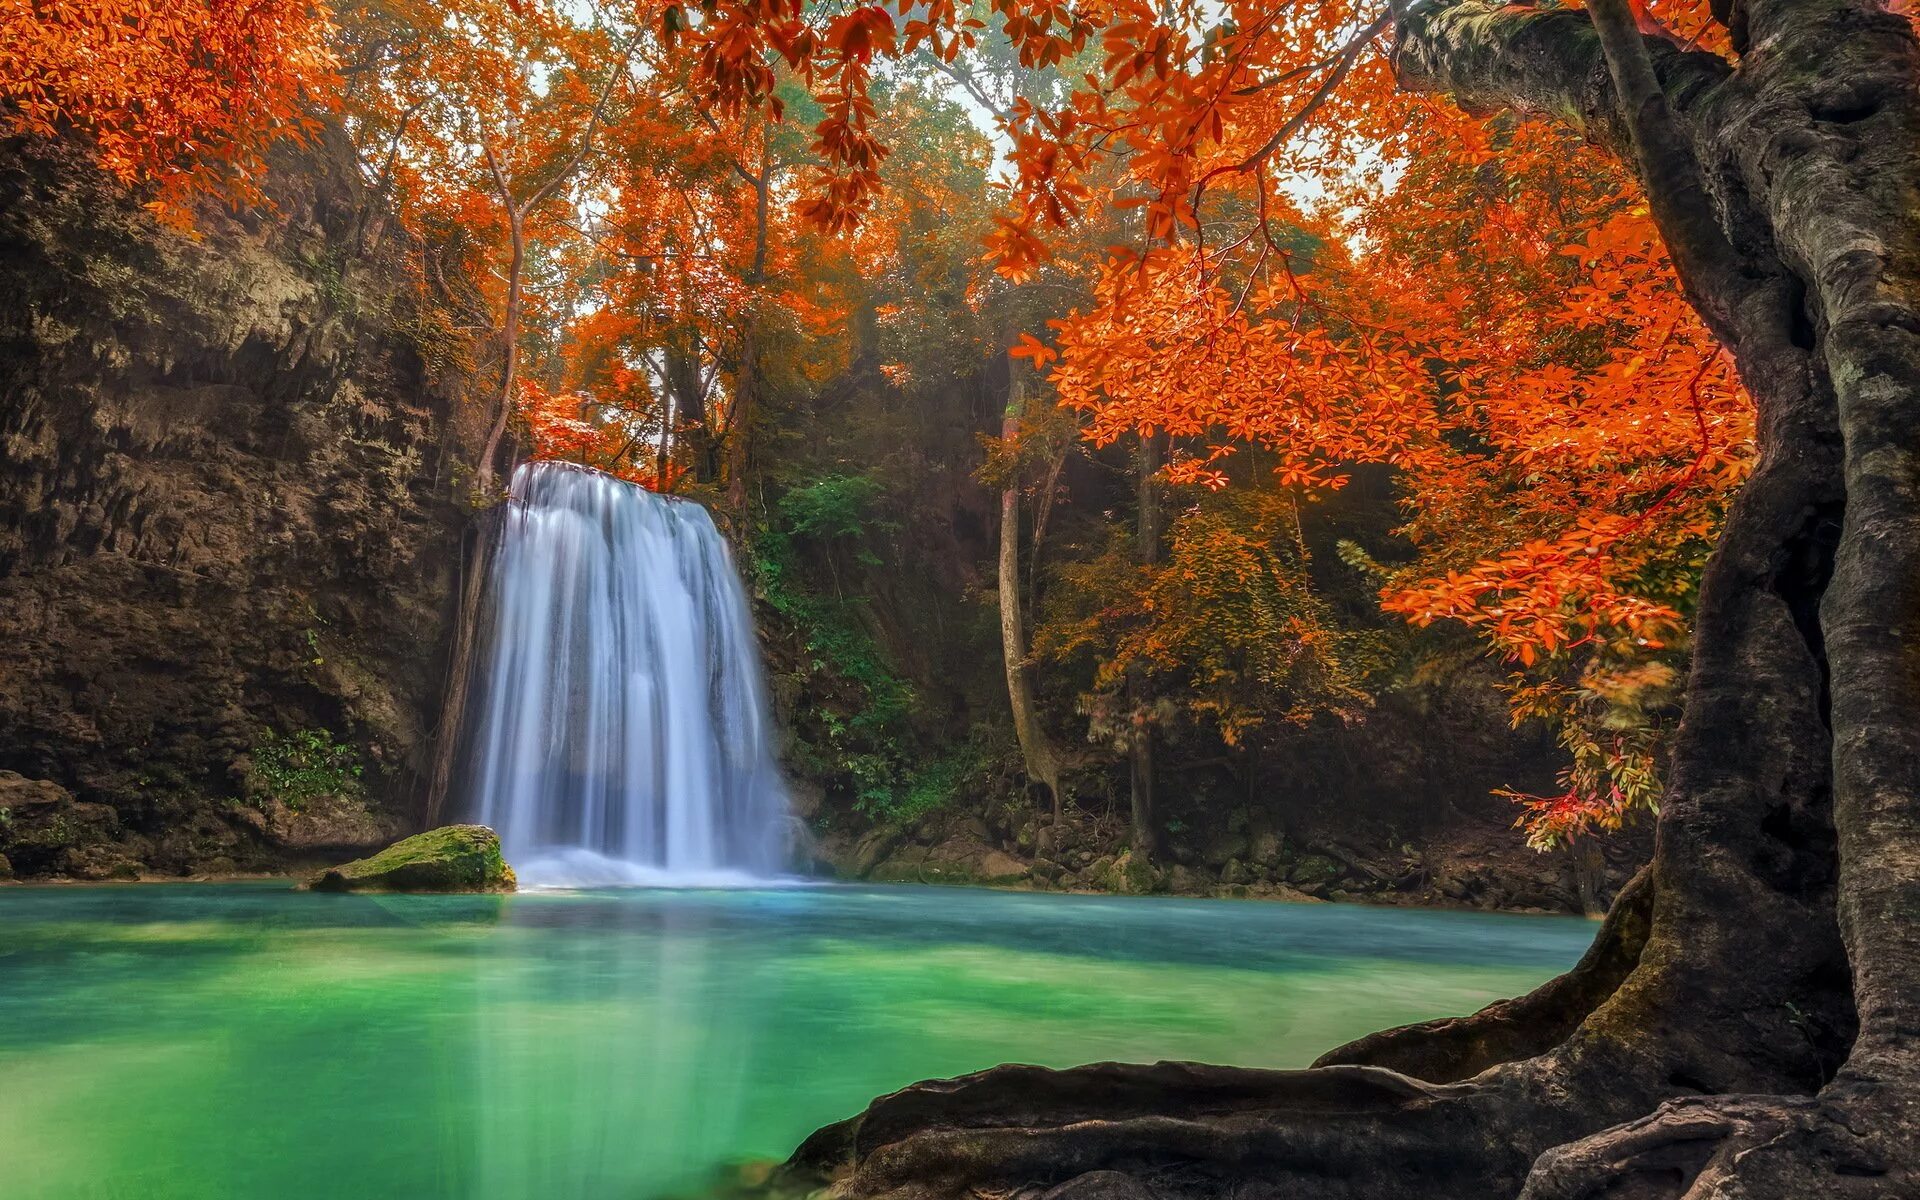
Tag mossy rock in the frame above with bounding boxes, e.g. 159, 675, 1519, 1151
1288, 853, 1345, 889
1098, 849, 1161, 895
307, 825, 516, 893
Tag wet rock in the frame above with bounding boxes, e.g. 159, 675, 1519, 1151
1034, 824, 1059, 859
307, 824, 516, 893
870, 844, 932, 882
976, 849, 1030, 883
1201, 831, 1249, 869
1165, 864, 1209, 895
0, 852, 10, 879
1288, 853, 1345, 889
0, 771, 122, 876
850, 828, 902, 877
247, 792, 404, 854
1268, 883, 1325, 904
1100, 850, 1159, 895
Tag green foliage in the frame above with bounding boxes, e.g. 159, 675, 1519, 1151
776, 474, 892, 549
856, 739, 991, 823
251, 728, 364, 811
753, 482, 918, 813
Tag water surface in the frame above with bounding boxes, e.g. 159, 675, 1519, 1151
0, 883, 1593, 1200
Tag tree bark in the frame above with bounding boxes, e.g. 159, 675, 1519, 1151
1128, 430, 1168, 858
1001, 361, 1067, 823
756, 2, 1920, 1197
472, 209, 525, 500
727, 132, 772, 517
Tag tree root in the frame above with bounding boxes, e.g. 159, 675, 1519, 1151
776, 1057, 1650, 1200
1521, 1079, 1919, 1199
1314, 867, 1656, 1083
773, 1065, 1916, 1200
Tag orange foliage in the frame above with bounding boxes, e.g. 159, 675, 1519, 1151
1, 0, 336, 216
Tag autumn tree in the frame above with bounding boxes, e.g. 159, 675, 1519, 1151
0, 0, 337, 219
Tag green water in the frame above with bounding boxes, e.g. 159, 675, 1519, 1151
0, 883, 1593, 1200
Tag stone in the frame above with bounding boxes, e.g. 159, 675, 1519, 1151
1288, 853, 1345, 889
851, 828, 902, 877
1201, 831, 1249, 869
1101, 850, 1160, 895
0, 852, 12, 880
1166, 864, 1208, 895
1034, 824, 1059, 859
0, 772, 122, 876
1222, 858, 1249, 886
976, 849, 1031, 882
307, 824, 516, 893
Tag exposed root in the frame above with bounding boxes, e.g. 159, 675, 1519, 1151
1521, 1080, 1919, 1199
778, 1058, 1645, 1200
1315, 867, 1656, 1083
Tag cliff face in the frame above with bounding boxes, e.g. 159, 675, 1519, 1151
0, 134, 479, 879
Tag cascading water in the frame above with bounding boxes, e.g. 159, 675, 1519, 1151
464, 461, 793, 887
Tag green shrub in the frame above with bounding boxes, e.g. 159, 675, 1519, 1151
251, 728, 364, 811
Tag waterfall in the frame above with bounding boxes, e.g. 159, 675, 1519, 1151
464, 461, 792, 887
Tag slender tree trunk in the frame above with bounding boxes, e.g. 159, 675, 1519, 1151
473, 210, 525, 500
1128, 430, 1168, 858
728, 148, 771, 517
1000, 360, 1066, 823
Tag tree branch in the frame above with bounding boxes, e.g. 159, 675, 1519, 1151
1584, 0, 1750, 338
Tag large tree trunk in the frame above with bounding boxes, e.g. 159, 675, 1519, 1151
755, 2, 1920, 1197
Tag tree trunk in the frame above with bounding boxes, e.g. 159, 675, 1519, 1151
757, 3, 1920, 1197
421, 509, 500, 827
728, 156, 771, 517
473, 209, 525, 501
1128, 430, 1168, 858
666, 333, 717, 483
1001, 361, 1066, 823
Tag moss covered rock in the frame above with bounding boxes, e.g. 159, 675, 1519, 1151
307, 825, 515, 893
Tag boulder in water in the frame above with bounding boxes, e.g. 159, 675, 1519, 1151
307, 825, 516, 893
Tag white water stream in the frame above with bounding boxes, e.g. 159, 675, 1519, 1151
466, 462, 792, 887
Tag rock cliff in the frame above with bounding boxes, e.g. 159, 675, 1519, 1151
0, 132, 480, 878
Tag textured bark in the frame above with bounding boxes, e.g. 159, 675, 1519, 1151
757, 2, 1920, 1198
422, 507, 500, 826
1001, 362, 1067, 822
1127, 430, 1168, 857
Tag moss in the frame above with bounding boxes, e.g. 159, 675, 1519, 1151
307, 824, 516, 893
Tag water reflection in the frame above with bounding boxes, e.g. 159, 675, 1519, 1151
469, 898, 768, 1200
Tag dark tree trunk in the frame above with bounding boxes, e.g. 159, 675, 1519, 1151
754, 2, 1920, 1197
1128, 430, 1168, 859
